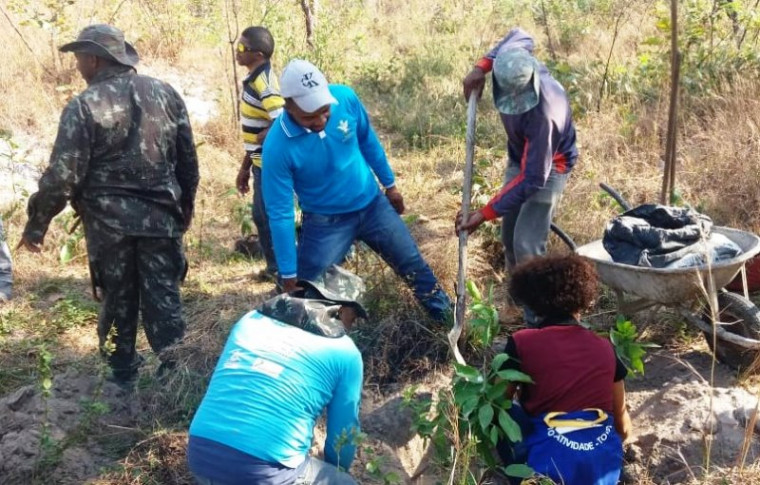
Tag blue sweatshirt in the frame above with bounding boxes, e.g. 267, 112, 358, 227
262, 84, 395, 278
188, 311, 363, 482
474, 29, 579, 220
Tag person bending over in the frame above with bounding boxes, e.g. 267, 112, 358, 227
187, 266, 366, 485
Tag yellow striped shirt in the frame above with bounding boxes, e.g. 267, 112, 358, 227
241, 62, 285, 167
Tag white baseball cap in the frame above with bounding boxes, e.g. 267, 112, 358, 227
280, 59, 338, 113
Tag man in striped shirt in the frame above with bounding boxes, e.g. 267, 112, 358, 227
235, 26, 285, 282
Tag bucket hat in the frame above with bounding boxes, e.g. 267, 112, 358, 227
59, 24, 139, 67
492, 48, 540, 115
298, 265, 368, 319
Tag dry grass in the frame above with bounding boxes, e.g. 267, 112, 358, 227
92, 431, 193, 485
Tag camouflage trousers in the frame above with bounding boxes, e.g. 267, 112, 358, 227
85, 227, 187, 378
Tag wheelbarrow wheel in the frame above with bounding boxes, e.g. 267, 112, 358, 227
701, 292, 760, 372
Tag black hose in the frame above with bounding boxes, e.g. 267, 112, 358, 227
599, 182, 632, 212
551, 223, 577, 251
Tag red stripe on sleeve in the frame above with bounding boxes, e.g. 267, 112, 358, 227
482, 140, 530, 219
480, 205, 499, 221
475, 58, 493, 73
553, 153, 567, 174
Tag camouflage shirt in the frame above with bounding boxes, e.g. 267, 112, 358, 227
23, 65, 199, 243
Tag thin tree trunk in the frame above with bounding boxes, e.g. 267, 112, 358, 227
667, 55, 680, 202
224, 0, 240, 125
539, 0, 557, 62
1, 4, 40, 66
108, 0, 130, 23
661, 0, 681, 205
300, 0, 315, 48
51, 29, 62, 74
597, 11, 625, 111
737, 0, 760, 49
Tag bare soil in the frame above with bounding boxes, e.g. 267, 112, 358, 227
1, 342, 757, 484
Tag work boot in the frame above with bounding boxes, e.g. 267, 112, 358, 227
106, 353, 144, 390
106, 369, 138, 391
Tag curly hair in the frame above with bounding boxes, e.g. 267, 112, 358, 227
508, 254, 598, 319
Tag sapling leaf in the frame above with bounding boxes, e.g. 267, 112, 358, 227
490, 425, 500, 445
454, 363, 483, 383
496, 369, 533, 383
466, 280, 482, 301
504, 464, 534, 478
478, 404, 494, 431
498, 409, 522, 442
491, 353, 511, 372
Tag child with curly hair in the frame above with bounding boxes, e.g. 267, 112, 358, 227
499, 254, 632, 485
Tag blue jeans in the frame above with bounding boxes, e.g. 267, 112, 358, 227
501, 165, 569, 326
0, 216, 12, 300
298, 194, 451, 320
192, 457, 357, 485
252, 164, 277, 274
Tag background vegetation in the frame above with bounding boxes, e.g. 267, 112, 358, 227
1, 0, 760, 483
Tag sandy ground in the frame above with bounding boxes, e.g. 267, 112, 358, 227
0, 346, 757, 484
624, 350, 759, 482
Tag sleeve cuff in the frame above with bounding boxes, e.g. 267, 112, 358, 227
480, 205, 498, 221
384, 182, 396, 190
280, 273, 297, 280
475, 58, 493, 73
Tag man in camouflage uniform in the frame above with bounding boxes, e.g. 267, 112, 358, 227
188, 265, 364, 484
17, 24, 199, 384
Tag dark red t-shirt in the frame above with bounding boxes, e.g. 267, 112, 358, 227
504, 322, 626, 416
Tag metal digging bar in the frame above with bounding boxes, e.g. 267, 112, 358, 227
449, 92, 478, 366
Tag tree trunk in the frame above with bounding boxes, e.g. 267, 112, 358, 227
660, 0, 681, 205
300, 0, 315, 48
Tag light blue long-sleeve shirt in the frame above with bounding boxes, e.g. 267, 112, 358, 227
188, 310, 363, 472
261, 84, 395, 278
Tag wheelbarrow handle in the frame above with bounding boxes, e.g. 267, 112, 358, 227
600, 182, 632, 212
551, 223, 577, 251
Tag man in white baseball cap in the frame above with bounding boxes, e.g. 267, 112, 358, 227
261, 59, 452, 322
279, 59, 338, 113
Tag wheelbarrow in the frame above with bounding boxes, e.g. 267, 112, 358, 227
564, 185, 760, 372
